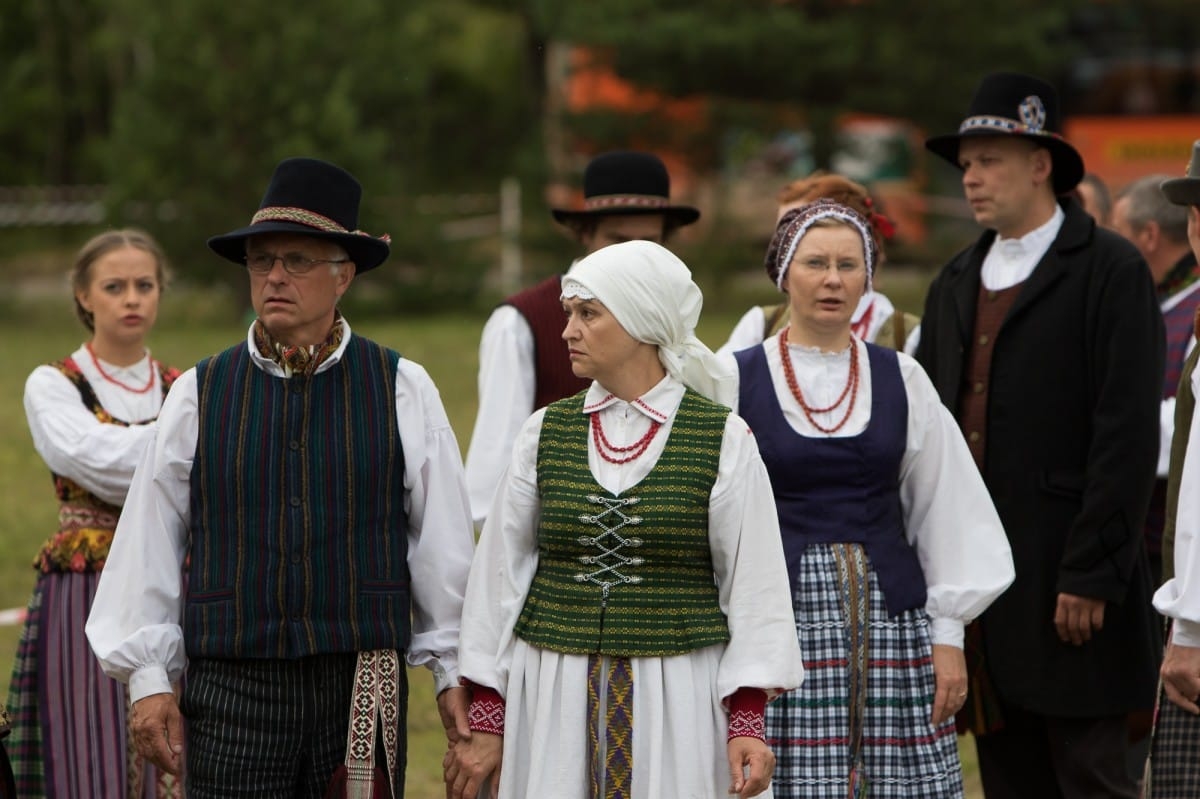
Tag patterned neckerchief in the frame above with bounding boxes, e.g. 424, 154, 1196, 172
253, 312, 345, 377
1158, 254, 1200, 302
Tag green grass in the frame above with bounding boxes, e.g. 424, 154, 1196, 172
0, 273, 984, 798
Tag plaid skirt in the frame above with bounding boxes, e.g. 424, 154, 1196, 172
1145, 676, 1200, 798
766, 544, 963, 799
5, 571, 182, 798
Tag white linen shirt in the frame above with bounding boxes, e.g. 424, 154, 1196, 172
25, 345, 166, 506
86, 319, 475, 702
1154, 364, 1200, 647
725, 338, 1015, 647
463, 303, 539, 527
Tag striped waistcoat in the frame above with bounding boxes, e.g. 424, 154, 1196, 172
185, 337, 410, 659
513, 390, 731, 656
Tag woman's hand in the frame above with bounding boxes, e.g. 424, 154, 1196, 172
727, 736, 775, 798
444, 732, 502, 799
930, 643, 968, 726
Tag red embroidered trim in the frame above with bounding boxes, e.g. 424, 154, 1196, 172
467, 686, 505, 735
727, 687, 768, 742
583, 393, 617, 412
631, 397, 668, 422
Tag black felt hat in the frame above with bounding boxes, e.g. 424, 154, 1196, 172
1161, 140, 1200, 207
207, 157, 391, 272
925, 72, 1085, 195
551, 151, 700, 228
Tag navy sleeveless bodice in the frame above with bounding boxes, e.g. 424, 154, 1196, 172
735, 342, 926, 616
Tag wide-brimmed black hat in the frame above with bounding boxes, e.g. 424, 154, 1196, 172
925, 72, 1085, 195
1162, 140, 1200, 207
551, 151, 700, 228
208, 157, 391, 273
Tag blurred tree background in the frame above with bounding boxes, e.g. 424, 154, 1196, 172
1, 0, 1197, 316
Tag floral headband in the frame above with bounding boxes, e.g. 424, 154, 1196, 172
766, 198, 877, 293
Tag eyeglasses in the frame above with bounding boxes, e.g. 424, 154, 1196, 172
244, 252, 349, 275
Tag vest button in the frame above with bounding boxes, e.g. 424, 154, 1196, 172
290, 497, 301, 507
979, 334, 990, 346
289, 440, 300, 451
291, 553, 302, 564
974, 381, 985, 393
968, 431, 981, 443
986, 290, 999, 301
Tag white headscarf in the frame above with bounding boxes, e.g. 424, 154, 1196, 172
560, 240, 736, 406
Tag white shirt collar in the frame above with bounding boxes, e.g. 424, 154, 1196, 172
981, 205, 1065, 291
994, 203, 1064, 256
581, 374, 681, 424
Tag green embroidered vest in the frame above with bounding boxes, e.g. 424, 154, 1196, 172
514, 390, 731, 656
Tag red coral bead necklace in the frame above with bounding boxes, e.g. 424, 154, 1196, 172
777, 327, 859, 434
591, 412, 663, 465
86, 341, 156, 394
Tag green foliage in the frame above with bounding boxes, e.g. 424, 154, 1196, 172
1, 0, 537, 306
552, 1, 1088, 163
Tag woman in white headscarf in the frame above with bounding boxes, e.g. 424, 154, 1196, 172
445, 240, 804, 799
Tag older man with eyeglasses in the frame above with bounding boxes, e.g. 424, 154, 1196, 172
86, 157, 476, 798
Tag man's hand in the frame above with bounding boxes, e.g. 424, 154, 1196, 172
1054, 593, 1106, 645
444, 731, 502, 799
1162, 642, 1200, 714
727, 736, 775, 798
131, 692, 183, 775
437, 686, 471, 744
930, 643, 968, 726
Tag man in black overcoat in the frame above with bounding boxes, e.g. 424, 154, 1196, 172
916, 72, 1165, 799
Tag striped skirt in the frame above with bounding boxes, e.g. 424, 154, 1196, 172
766, 544, 962, 799
5, 571, 182, 798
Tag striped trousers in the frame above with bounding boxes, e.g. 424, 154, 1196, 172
181, 653, 408, 799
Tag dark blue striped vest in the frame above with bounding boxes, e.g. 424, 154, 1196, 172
185, 336, 410, 659
735, 343, 926, 616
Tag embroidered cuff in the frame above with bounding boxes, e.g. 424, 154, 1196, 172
466, 683, 505, 736
726, 687, 767, 741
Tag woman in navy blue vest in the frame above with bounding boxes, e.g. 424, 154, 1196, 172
730, 199, 1014, 799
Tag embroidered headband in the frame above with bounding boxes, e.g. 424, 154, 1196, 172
766, 198, 876, 293
251, 206, 392, 244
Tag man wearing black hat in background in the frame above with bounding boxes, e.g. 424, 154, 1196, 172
1145, 140, 1200, 797
463, 150, 700, 526
1110, 174, 1200, 590
915, 73, 1165, 798
86, 157, 476, 797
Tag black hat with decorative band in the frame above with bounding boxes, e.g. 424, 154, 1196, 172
208, 157, 391, 273
1161, 140, 1200, 207
925, 72, 1085, 195
551, 150, 700, 228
